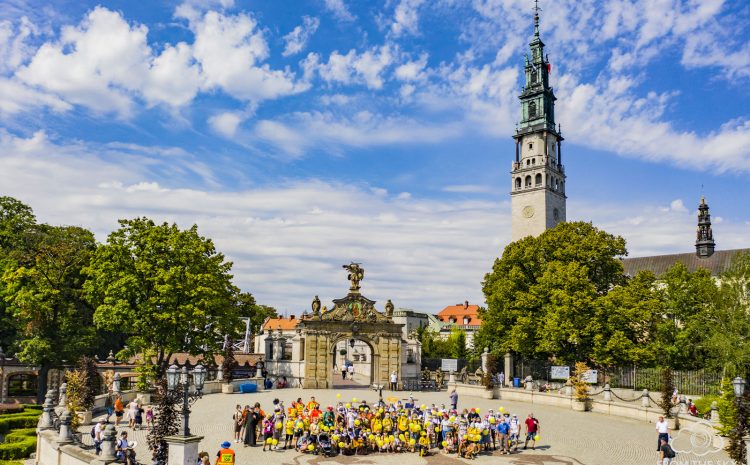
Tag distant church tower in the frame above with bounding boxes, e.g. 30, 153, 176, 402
695, 196, 716, 258
510, 7, 566, 242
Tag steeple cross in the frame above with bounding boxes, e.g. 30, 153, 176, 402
533, 0, 541, 14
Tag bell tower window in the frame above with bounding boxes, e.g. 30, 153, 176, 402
531, 69, 537, 84
529, 101, 537, 118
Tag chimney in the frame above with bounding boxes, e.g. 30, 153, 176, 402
464, 300, 469, 310
289, 315, 295, 320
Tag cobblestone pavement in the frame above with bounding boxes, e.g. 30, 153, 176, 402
93, 388, 734, 465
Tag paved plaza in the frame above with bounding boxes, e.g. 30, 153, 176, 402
94, 388, 733, 465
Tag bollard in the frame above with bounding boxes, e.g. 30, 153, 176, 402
100, 424, 117, 461
58, 383, 68, 408
641, 389, 650, 408
710, 401, 720, 424
603, 383, 612, 402
57, 409, 73, 443
39, 390, 56, 429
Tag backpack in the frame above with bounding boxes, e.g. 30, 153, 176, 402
662, 444, 676, 459
90, 426, 96, 439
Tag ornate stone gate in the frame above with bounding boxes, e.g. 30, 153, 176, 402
300, 263, 403, 389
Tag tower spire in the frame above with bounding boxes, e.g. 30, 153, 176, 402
533, 0, 541, 37
695, 196, 716, 258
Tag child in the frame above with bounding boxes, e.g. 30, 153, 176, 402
145, 406, 154, 430
134, 405, 144, 430
261, 416, 273, 452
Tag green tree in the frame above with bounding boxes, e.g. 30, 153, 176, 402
84, 218, 242, 374
3, 225, 98, 401
704, 252, 750, 373
656, 263, 719, 369
591, 271, 662, 367
234, 292, 277, 334
478, 221, 627, 362
0, 197, 37, 351
448, 329, 468, 359
414, 325, 451, 359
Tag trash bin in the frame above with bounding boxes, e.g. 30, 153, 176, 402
513, 377, 521, 388
240, 383, 257, 393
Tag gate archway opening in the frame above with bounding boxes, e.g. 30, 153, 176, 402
332, 337, 373, 388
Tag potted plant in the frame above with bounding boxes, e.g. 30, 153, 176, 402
65, 369, 92, 427
570, 362, 591, 412
339, 349, 347, 356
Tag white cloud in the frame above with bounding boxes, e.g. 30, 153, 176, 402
282, 16, 319, 57
390, 0, 426, 37
249, 110, 463, 157
187, 10, 307, 102
324, 0, 356, 23
209, 111, 244, 138
394, 53, 428, 81
305, 45, 395, 89
0, 17, 36, 73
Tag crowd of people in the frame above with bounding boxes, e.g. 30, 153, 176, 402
213, 394, 540, 462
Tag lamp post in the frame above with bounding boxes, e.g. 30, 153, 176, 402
166, 364, 206, 437
113, 373, 121, 394
731, 377, 749, 465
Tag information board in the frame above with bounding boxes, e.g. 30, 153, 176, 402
550, 366, 570, 380
441, 358, 458, 372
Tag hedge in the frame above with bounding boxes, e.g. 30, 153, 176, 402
0, 460, 24, 465
0, 435, 36, 460
0, 416, 39, 435
4, 429, 36, 444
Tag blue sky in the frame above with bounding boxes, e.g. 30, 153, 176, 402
0, 0, 749, 314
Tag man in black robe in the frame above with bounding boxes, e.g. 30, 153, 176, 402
244, 405, 261, 447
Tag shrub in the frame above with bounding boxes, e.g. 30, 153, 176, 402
659, 368, 675, 418
4, 428, 37, 443
0, 405, 24, 416
0, 435, 36, 460
0, 415, 39, 434
0, 460, 24, 465
694, 395, 720, 416
570, 362, 591, 402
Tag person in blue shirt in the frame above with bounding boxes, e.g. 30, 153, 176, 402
496, 418, 510, 455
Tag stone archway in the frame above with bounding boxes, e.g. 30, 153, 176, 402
300, 263, 403, 389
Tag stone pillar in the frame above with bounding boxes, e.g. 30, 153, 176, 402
563, 380, 572, 397
57, 409, 74, 443
100, 424, 117, 461
603, 383, 612, 402
524, 376, 534, 391
710, 401, 719, 424
58, 383, 68, 408
216, 365, 223, 382
165, 435, 204, 465
503, 353, 513, 387
39, 390, 56, 430
641, 389, 650, 408
481, 348, 489, 373
448, 371, 456, 383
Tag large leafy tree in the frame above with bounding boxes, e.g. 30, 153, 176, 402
477, 221, 628, 363
84, 218, 242, 374
3, 225, 98, 401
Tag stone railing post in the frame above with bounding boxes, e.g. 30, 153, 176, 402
641, 389, 650, 408
57, 383, 68, 408
164, 435, 204, 465
100, 424, 117, 461
57, 409, 73, 443
38, 390, 56, 430
710, 401, 719, 424
216, 365, 224, 382
603, 383, 612, 402
679, 395, 687, 414
563, 379, 572, 397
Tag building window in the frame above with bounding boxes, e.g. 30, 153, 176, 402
463, 317, 469, 325
283, 340, 293, 360
528, 101, 537, 118
515, 177, 521, 190
407, 348, 416, 364
531, 69, 537, 84
535, 173, 542, 186
528, 142, 533, 150
525, 175, 532, 188
7, 373, 37, 397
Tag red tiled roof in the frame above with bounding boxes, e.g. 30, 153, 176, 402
262, 316, 301, 331
436, 304, 482, 325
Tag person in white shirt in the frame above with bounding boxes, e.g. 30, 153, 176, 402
655, 416, 670, 451
390, 371, 398, 391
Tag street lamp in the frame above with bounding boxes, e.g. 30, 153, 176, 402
166, 364, 206, 437
112, 373, 121, 394
732, 376, 746, 397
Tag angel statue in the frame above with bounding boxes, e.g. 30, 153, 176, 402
311, 295, 321, 315
343, 262, 365, 293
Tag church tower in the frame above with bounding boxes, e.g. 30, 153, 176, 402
510, 7, 566, 241
695, 196, 715, 258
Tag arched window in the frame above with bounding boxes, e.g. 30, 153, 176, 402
535, 173, 542, 186
525, 176, 532, 188
515, 177, 521, 190
7, 373, 37, 397
528, 101, 537, 118
531, 69, 538, 84
532, 158, 536, 165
